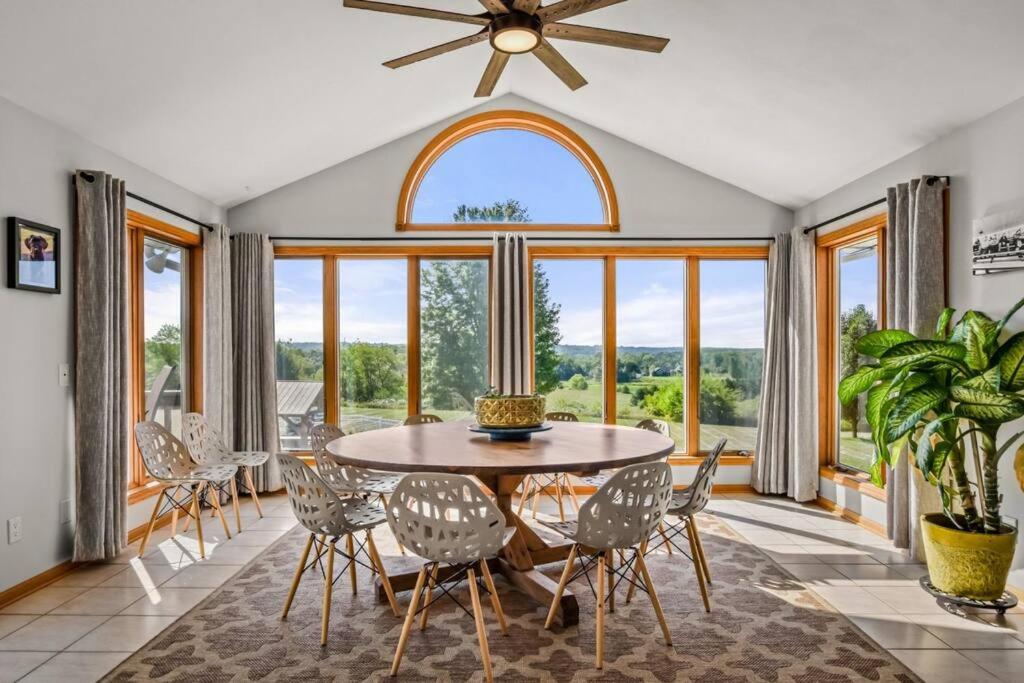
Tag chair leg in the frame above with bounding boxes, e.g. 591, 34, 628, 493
230, 477, 242, 534
635, 550, 673, 646
366, 530, 401, 618
419, 563, 439, 631
596, 552, 606, 669
467, 567, 493, 683
138, 488, 165, 557
607, 549, 616, 613
182, 482, 203, 534
553, 475, 566, 522
192, 483, 206, 560
517, 476, 533, 517
321, 538, 336, 646
243, 467, 264, 518
282, 533, 315, 619
564, 475, 581, 513
346, 534, 358, 594
686, 517, 711, 612
210, 485, 232, 539
626, 539, 647, 604
545, 544, 578, 629
690, 516, 711, 584
659, 522, 673, 556
530, 477, 542, 519
390, 565, 428, 676
479, 560, 508, 635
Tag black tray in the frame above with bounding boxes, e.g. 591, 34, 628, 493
468, 422, 553, 442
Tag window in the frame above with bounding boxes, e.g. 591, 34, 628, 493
816, 214, 886, 473
533, 259, 605, 423
615, 259, 686, 449
699, 260, 765, 453
274, 259, 325, 451
398, 110, 618, 231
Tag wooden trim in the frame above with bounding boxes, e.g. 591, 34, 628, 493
275, 245, 493, 257
670, 455, 753, 466
815, 496, 886, 537
127, 481, 163, 505
126, 209, 201, 246
399, 223, 619, 232
323, 257, 339, 425
685, 258, 700, 454
276, 245, 769, 258
407, 257, 421, 416
814, 212, 886, 248
129, 226, 147, 487
529, 246, 769, 258
819, 466, 887, 501
0, 560, 77, 610
395, 110, 619, 232
602, 256, 616, 423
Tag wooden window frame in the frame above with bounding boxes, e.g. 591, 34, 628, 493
395, 110, 620, 232
815, 212, 887, 487
127, 210, 203, 494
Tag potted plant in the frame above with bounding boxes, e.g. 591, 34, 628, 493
838, 297, 1024, 600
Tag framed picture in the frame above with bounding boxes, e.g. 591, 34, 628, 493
972, 208, 1024, 275
7, 217, 61, 293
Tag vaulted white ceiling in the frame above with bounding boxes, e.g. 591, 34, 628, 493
2, 0, 1024, 209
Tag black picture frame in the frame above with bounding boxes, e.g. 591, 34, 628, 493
7, 217, 61, 294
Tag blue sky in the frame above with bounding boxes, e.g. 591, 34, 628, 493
838, 240, 879, 318
143, 239, 184, 339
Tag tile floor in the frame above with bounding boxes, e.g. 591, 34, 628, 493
0, 491, 1020, 682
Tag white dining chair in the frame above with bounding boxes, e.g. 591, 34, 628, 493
277, 453, 400, 646
386, 473, 513, 683
516, 411, 581, 521
542, 461, 674, 670
310, 423, 404, 504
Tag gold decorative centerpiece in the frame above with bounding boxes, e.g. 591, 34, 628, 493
474, 390, 545, 429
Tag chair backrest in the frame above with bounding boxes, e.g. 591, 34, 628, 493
386, 473, 506, 564
145, 365, 175, 422
182, 413, 231, 466
673, 438, 726, 516
277, 452, 351, 537
403, 414, 443, 426
545, 411, 579, 423
635, 418, 670, 438
310, 423, 375, 493
134, 421, 197, 482
577, 461, 673, 550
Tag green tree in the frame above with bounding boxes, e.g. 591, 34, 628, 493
532, 262, 563, 393
339, 342, 404, 404
452, 199, 531, 223
275, 340, 324, 382
839, 304, 877, 437
145, 324, 182, 385
567, 374, 588, 391
643, 382, 684, 420
699, 373, 740, 425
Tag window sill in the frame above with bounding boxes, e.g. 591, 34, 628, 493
669, 454, 754, 466
127, 481, 163, 505
819, 466, 886, 501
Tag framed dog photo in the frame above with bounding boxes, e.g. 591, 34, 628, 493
7, 217, 61, 293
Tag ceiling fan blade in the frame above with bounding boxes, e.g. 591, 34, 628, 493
538, 0, 626, 23
533, 39, 587, 90
383, 30, 489, 69
478, 0, 509, 13
543, 23, 669, 52
512, 0, 542, 12
344, 0, 490, 26
475, 51, 510, 97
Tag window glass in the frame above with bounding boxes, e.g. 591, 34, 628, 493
533, 259, 604, 423
274, 259, 325, 450
142, 237, 187, 437
338, 259, 408, 433
420, 259, 489, 421
615, 260, 686, 448
699, 260, 765, 453
836, 238, 879, 471
412, 129, 603, 224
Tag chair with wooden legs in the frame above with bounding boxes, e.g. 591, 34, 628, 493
516, 411, 581, 521
134, 422, 238, 560
402, 414, 443, 426
277, 453, 401, 646
634, 437, 726, 612
386, 473, 513, 683
182, 413, 270, 533
541, 461, 674, 670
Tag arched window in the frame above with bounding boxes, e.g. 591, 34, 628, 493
397, 110, 618, 231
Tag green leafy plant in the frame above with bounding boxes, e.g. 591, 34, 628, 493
838, 296, 1024, 533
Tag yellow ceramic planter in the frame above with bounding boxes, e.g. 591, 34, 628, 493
474, 395, 546, 428
920, 513, 1017, 600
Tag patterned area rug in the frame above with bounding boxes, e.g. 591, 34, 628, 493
104, 514, 919, 682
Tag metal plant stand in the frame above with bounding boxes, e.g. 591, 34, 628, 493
919, 575, 1018, 617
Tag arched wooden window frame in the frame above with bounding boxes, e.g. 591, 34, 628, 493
396, 110, 619, 232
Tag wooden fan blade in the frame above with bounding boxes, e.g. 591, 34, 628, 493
475, 51, 510, 97
543, 23, 669, 52
344, 0, 490, 26
478, 0, 509, 13
538, 0, 626, 23
383, 30, 489, 69
513, 0, 542, 12
533, 39, 587, 90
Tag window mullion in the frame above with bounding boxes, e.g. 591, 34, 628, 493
323, 257, 339, 427
603, 256, 616, 424
686, 258, 701, 455
407, 257, 421, 416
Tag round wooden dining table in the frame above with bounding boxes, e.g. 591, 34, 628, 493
326, 420, 675, 626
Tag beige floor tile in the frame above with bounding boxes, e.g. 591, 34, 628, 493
0, 651, 55, 683
909, 612, 1024, 649
979, 613, 1024, 633
19, 651, 129, 682
961, 648, 1024, 682
245, 517, 299, 532
0, 615, 36, 640
811, 585, 897, 615
223, 529, 290, 546
0, 615, 107, 651
849, 614, 949, 649
97, 562, 182, 589
67, 615, 177, 652
48, 564, 127, 588
161, 564, 243, 588
889, 563, 929, 580
49, 587, 149, 616
119, 587, 214, 617
890, 648, 1000, 683
832, 564, 918, 587
756, 545, 823, 564
199, 544, 267, 565
0, 587, 87, 615
805, 545, 882, 564
865, 586, 949, 615
777, 563, 854, 586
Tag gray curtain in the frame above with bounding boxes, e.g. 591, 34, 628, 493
886, 177, 947, 554
73, 170, 129, 561
231, 233, 281, 491
203, 224, 233, 447
752, 227, 819, 502
490, 233, 531, 394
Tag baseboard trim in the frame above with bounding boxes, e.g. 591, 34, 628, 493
815, 496, 886, 537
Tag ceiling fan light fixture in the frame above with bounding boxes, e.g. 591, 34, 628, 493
490, 12, 542, 54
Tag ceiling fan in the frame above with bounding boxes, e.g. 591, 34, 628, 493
343, 0, 669, 97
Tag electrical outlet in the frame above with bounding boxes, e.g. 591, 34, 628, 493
58, 363, 70, 387
60, 499, 72, 525
7, 517, 23, 544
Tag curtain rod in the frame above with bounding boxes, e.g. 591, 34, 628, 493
268, 235, 776, 242
802, 175, 950, 234
73, 172, 215, 232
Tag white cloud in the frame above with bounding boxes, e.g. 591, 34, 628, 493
143, 284, 183, 338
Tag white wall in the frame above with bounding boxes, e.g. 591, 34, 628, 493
796, 94, 1024, 588
228, 94, 793, 239
0, 96, 225, 592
